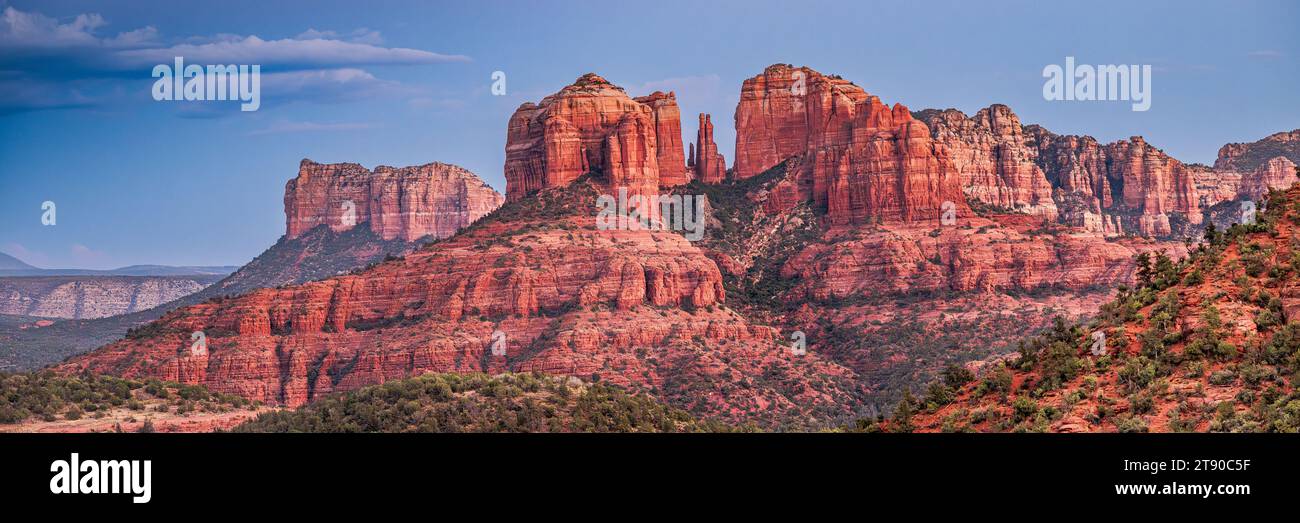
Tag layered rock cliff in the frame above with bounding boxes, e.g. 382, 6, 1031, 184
732, 64, 969, 226
3, 160, 504, 371
914, 108, 1203, 237
1212, 129, 1300, 202
636, 91, 690, 187
61, 183, 863, 427
918, 106, 1058, 220
0, 276, 220, 319
284, 160, 504, 242
504, 74, 690, 201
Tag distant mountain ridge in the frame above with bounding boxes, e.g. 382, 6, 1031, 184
0, 252, 238, 277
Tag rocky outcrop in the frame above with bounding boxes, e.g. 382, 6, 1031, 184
62, 182, 863, 426
285, 160, 503, 241
918, 106, 1058, 220
636, 91, 690, 187
733, 64, 968, 226
1215, 129, 1300, 172
1209, 131, 1300, 202
0, 276, 220, 319
505, 74, 689, 201
913, 106, 1204, 237
692, 113, 726, 184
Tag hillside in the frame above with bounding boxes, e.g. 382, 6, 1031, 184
233, 372, 734, 433
898, 176, 1300, 432
0, 159, 503, 371
61, 178, 865, 429
0, 371, 261, 432
0, 225, 434, 370
0, 275, 223, 319
0, 253, 36, 271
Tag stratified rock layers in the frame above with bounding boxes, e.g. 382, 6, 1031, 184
733, 64, 968, 226
504, 74, 691, 201
285, 160, 503, 241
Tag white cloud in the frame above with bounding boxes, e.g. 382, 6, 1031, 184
69, 243, 109, 267
0, 6, 469, 114
115, 35, 468, 70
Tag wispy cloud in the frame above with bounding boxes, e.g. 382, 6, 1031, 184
114, 35, 469, 70
0, 6, 469, 115
248, 120, 377, 136
1247, 50, 1284, 59
68, 243, 110, 267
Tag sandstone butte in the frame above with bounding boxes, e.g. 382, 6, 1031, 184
734, 64, 970, 226
285, 159, 505, 242
60, 182, 863, 425
504, 74, 699, 202
57, 67, 1300, 428
736, 64, 1296, 239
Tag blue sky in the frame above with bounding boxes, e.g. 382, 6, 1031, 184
0, 0, 1296, 268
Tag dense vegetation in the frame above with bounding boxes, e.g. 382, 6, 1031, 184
232, 372, 736, 433
883, 181, 1300, 432
0, 371, 250, 428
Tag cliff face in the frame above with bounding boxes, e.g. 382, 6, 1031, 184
284, 160, 504, 242
62, 183, 864, 427
0, 276, 220, 319
504, 74, 690, 201
636, 91, 690, 187
733, 64, 969, 226
916, 108, 1203, 237
919, 106, 1058, 220
918, 114, 1299, 239
1212, 130, 1300, 202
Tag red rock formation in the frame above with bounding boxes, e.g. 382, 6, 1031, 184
693, 113, 726, 184
1024, 128, 1202, 237
1215, 130, 1300, 172
918, 106, 1058, 220
504, 74, 688, 201
733, 64, 969, 226
62, 182, 863, 425
285, 160, 503, 241
635, 91, 690, 187
1212, 130, 1300, 202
